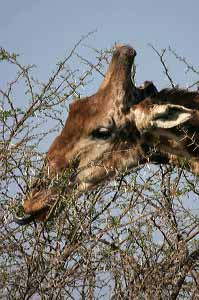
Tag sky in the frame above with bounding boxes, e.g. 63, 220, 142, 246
1, 0, 199, 94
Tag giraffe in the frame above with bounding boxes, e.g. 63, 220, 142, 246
14, 44, 199, 225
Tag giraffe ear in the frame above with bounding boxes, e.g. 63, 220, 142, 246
134, 104, 193, 132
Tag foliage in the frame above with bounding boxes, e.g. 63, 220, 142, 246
0, 37, 199, 300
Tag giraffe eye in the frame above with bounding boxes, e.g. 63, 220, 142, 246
91, 127, 112, 140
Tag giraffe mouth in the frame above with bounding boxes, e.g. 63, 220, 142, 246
13, 173, 78, 225
14, 188, 56, 225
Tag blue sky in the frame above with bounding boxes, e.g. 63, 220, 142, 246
1, 0, 199, 93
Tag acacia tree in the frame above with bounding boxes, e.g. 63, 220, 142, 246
0, 37, 199, 300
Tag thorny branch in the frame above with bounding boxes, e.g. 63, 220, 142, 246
0, 40, 199, 300
149, 44, 176, 88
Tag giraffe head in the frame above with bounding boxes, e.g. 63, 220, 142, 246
14, 45, 198, 225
